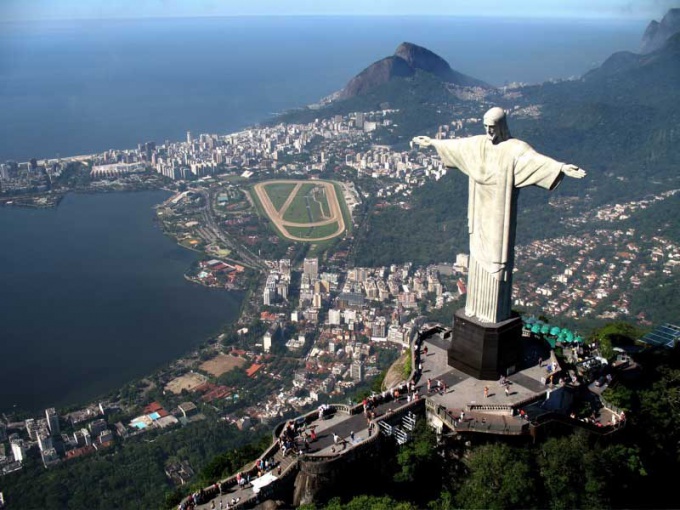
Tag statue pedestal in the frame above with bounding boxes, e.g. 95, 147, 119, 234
448, 308, 522, 380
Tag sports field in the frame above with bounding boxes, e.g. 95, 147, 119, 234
252, 180, 347, 242
199, 353, 246, 377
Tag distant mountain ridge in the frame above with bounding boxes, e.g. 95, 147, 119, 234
641, 8, 680, 53
585, 30, 680, 83
338, 42, 490, 99
349, 16, 680, 270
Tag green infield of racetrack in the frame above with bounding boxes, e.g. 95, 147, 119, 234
281, 183, 330, 223
262, 182, 298, 212
286, 222, 340, 239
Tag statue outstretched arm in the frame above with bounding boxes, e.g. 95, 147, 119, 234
411, 135, 473, 176
561, 164, 586, 179
411, 136, 432, 149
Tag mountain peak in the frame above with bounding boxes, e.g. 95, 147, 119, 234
394, 42, 449, 75
641, 8, 680, 53
337, 42, 490, 100
393, 42, 489, 88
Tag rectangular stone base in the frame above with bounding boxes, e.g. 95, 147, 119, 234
448, 308, 522, 380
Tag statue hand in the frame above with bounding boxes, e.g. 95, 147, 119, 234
411, 136, 432, 149
562, 164, 586, 179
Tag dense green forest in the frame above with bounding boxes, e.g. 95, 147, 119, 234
350, 171, 468, 267
0, 418, 268, 509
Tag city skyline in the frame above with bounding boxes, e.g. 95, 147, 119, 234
2, 0, 675, 22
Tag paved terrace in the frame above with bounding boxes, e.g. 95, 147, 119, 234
186, 331, 625, 509
188, 395, 422, 510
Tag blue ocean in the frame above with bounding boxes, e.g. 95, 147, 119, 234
0, 16, 645, 411
0, 16, 645, 162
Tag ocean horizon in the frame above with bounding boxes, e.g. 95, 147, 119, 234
0, 16, 645, 162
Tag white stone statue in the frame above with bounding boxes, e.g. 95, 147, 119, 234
412, 107, 586, 324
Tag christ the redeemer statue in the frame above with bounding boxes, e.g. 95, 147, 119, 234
413, 107, 586, 324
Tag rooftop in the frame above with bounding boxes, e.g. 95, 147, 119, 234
640, 323, 680, 349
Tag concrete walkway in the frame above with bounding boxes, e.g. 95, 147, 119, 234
190, 331, 616, 509
192, 397, 417, 509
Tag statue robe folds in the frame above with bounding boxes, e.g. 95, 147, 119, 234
431, 135, 564, 323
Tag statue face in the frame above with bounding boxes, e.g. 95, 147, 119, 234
484, 122, 500, 143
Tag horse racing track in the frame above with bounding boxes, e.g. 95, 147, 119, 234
252, 180, 347, 242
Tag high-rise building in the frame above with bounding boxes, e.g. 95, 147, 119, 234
263, 287, 273, 306
41, 447, 60, 468
343, 309, 357, 323
37, 432, 53, 453
372, 317, 387, 339
45, 408, 60, 436
305, 309, 319, 323
276, 281, 289, 300
263, 323, 279, 353
25, 418, 38, 441
89, 419, 108, 437
11, 439, 25, 462
186, 130, 192, 144
79, 428, 92, 447
350, 360, 364, 382
328, 309, 342, 326
303, 258, 318, 281
279, 259, 291, 278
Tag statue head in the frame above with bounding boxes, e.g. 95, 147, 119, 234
483, 107, 511, 144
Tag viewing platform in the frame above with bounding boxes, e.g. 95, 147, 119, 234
184, 326, 626, 510
187, 395, 423, 510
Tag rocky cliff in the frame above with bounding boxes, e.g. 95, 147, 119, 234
641, 8, 680, 53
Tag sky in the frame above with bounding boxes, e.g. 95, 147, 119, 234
1, 0, 677, 22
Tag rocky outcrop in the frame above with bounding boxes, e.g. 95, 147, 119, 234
382, 351, 409, 390
292, 435, 391, 506
339, 56, 414, 99
394, 42, 488, 88
641, 8, 680, 53
338, 42, 489, 99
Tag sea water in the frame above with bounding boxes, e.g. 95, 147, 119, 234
0, 16, 645, 162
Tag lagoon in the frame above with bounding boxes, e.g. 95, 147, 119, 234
0, 191, 242, 413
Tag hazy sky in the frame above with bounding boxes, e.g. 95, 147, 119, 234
2, 0, 677, 22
